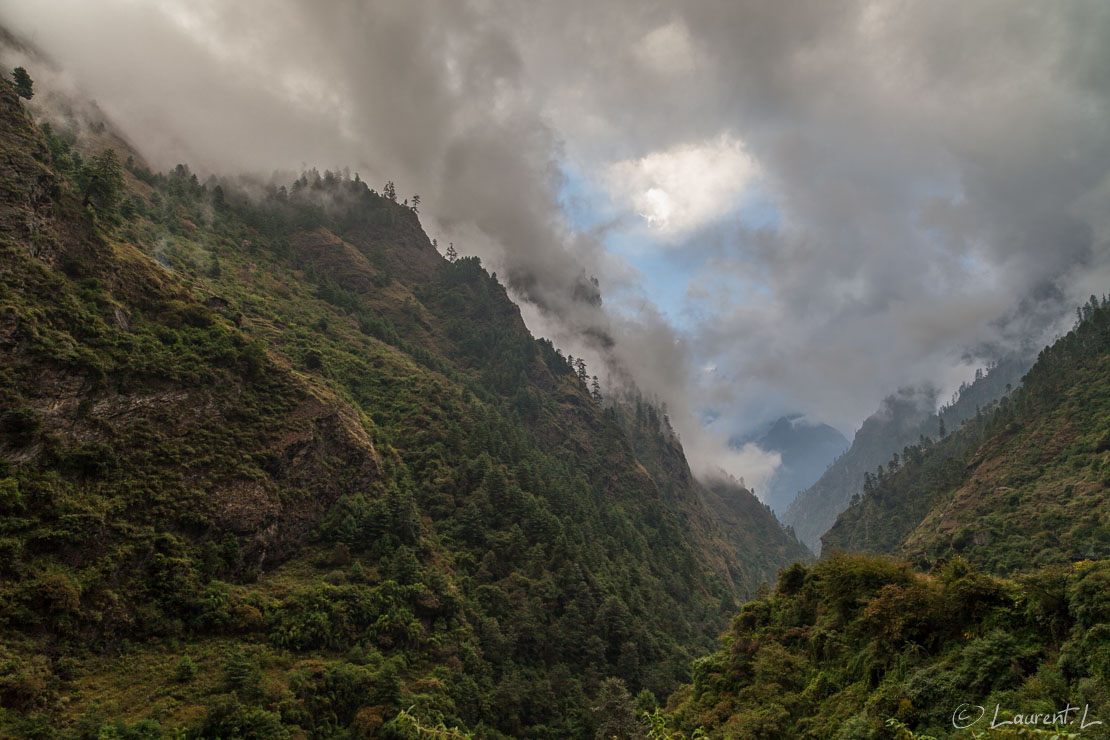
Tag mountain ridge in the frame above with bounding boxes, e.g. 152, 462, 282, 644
824, 296, 1110, 573
664, 300, 1110, 738
784, 354, 1032, 551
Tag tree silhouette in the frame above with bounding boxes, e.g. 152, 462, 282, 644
79, 149, 124, 213
575, 357, 588, 383
12, 67, 32, 100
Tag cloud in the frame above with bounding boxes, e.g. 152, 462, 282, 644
3, 0, 1108, 484
697, 442, 782, 499
635, 21, 700, 78
604, 135, 759, 236
526, 0, 1110, 431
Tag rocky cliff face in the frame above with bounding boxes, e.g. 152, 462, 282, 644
0, 79, 385, 582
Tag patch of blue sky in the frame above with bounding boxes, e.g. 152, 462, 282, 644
557, 162, 614, 232
736, 189, 781, 232
557, 161, 782, 329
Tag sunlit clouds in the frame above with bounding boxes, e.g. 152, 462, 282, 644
604, 135, 760, 237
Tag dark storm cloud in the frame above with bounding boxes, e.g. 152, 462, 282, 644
3, 0, 1108, 487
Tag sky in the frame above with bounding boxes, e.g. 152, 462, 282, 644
3, 0, 1108, 493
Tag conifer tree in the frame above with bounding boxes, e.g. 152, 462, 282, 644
79, 149, 124, 213
592, 678, 645, 740
12, 67, 32, 100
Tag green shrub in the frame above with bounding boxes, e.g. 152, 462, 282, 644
290, 661, 379, 731
201, 695, 289, 740
0, 478, 23, 513
221, 651, 263, 699
174, 654, 198, 682
0, 651, 56, 712
2, 407, 41, 446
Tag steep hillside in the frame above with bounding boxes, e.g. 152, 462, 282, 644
618, 399, 810, 593
785, 355, 1030, 552
825, 297, 1110, 574
655, 302, 1110, 739
821, 410, 993, 561
664, 554, 1110, 739
0, 79, 803, 739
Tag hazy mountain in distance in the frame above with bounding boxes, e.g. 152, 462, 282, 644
731, 415, 849, 515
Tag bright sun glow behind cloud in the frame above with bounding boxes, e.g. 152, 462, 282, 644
604, 134, 759, 237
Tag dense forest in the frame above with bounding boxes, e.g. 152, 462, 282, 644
667, 553, 1110, 738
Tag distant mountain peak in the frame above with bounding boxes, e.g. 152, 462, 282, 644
729, 414, 850, 515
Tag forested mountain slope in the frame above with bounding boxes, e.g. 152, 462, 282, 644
658, 301, 1110, 739
821, 411, 992, 562
0, 78, 803, 739
665, 553, 1110, 739
617, 400, 810, 594
784, 355, 1030, 552
826, 297, 1110, 575
656, 306, 1110, 739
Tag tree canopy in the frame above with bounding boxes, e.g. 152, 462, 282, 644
12, 66, 33, 100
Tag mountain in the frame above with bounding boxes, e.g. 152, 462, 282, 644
619, 399, 811, 595
824, 296, 1110, 574
655, 304, 1110, 738
783, 387, 939, 551
821, 410, 994, 562
784, 355, 1032, 552
0, 76, 805, 739
732, 415, 849, 515
663, 553, 1110, 738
